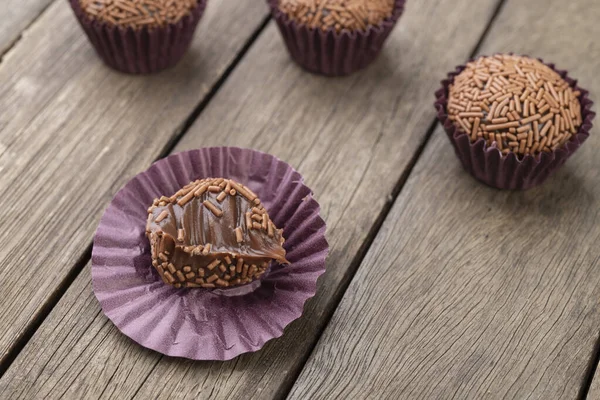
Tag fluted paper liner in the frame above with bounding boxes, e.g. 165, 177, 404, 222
268, 0, 406, 76
69, 0, 207, 74
435, 58, 595, 190
92, 148, 328, 360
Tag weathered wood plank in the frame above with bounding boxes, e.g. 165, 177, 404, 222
0, 265, 164, 399
0, 0, 267, 365
0, 0, 53, 56
0, 0, 502, 398
288, 0, 600, 398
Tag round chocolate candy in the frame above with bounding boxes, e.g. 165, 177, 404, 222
447, 54, 583, 158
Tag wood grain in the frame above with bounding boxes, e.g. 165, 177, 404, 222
0, 0, 502, 398
0, 0, 267, 366
289, 0, 600, 398
0, 0, 53, 56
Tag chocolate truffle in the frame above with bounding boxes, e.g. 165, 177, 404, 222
447, 54, 583, 158
278, 0, 395, 33
146, 178, 289, 289
79, 0, 198, 29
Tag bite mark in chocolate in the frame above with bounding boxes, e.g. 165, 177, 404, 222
146, 177, 289, 288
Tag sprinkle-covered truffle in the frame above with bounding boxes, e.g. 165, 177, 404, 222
79, 0, 198, 29
278, 0, 395, 33
447, 54, 582, 158
146, 178, 289, 289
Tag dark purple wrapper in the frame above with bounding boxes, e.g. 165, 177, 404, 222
92, 148, 328, 360
69, 0, 207, 74
435, 58, 595, 190
268, 0, 406, 76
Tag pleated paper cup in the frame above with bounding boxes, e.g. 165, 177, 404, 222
435, 58, 595, 190
268, 0, 406, 76
92, 148, 328, 360
69, 0, 207, 74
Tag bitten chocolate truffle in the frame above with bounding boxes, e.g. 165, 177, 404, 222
79, 0, 198, 29
146, 178, 289, 289
278, 0, 395, 32
447, 54, 583, 158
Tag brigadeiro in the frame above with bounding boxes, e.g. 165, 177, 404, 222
268, 0, 406, 76
69, 0, 207, 74
91, 148, 328, 360
146, 177, 289, 289
435, 54, 594, 190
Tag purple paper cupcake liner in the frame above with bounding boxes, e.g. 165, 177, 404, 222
69, 0, 207, 74
434, 57, 595, 190
92, 148, 328, 360
268, 0, 406, 76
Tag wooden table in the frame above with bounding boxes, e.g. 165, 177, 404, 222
0, 0, 599, 398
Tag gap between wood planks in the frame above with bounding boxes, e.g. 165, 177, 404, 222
0, 0, 55, 63
580, 336, 600, 399
0, 12, 271, 379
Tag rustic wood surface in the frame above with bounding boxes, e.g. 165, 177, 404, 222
288, 0, 600, 398
0, 0, 267, 367
0, 0, 53, 55
1, 0, 600, 398
0, 0, 505, 398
